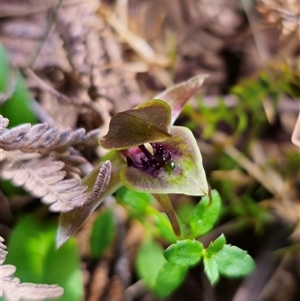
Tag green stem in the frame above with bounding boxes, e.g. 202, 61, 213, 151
153, 193, 181, 236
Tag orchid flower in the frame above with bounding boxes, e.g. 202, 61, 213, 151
57, 75, 209, 247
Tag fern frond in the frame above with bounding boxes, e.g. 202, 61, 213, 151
0, 150, 112, 212
77, 160, 112, 208
0, 236, 64, 301
0, 115, 9, 133
0, 122, 100, 153
0, 150, 88, 212
0, 114, 112, 213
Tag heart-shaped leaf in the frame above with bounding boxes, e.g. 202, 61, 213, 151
120, 126, 209, 195
100, 99, 172, 150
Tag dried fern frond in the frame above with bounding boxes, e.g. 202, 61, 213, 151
0, 150, 112, 212
82, 128, 102, 146
0, 122, 101, 153
0, 150, 88, 212
0, 236, 64, 301
257, 0, 300, 37
0, 237, 7, 265
0, 114, 112, 213
0, 115, 9, 133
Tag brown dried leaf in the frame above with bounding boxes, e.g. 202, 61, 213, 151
0, 122, 100, 153
0, 115, 9, 133
0, 236, 8, 265
291, 113, 300, 147
257, 0, 300, 36
0, 149, 112, 213
0, 236, 64, 301
0, 150, 88, 212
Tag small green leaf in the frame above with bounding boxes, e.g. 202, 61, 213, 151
154, 213, 178, 243
214, 245, 255, 277
154, 262, 188, 297
206, 234, 226, 255
177, 202, 195, 224
135, 238, 166, 289
120, 126, 209, 196
164, 239, 204, 266
116, 186, 153, 212
203, 256, 219, 285
190, 190, 222, 237
90, 208, 116, 258
0, 45, 37, 127
99, 99, 172, 150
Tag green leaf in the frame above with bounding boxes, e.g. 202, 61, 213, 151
0, 45, 37, 127
99, 99, 172, 150
116, 186, 153, 212
90, 208, 116, 258
203, 256, 219, 285
214, 245, 255, 277
190, 190, 222, 237
135, 238, 166, 289
154, 262, 188, 297
177, 202, 195, 224
164, 239, 204, 266
5, 214, 83, 301
155, 74, 208, 124
154, 212, 178, 243
206, 234, 226, 255
120, 126, 209, 196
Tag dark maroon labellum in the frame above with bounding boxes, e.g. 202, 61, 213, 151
127, 143, 176, 172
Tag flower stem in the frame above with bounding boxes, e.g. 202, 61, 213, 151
153, 193, 181, 236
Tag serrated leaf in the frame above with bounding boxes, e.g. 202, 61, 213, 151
206, 234, 226, 255
90, 208, 116, 258
135, 238, 166, 289
120, 126, 208, 195
203, 256, 219, 285
190, 190, 222, 237
164, 239, 204, 267
214, 245, 255, 277
154, 262, 188, 297
99, 99, 172, 150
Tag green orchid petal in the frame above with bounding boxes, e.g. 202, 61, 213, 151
120, 126, 209, 195
153, 193, 181, 236
100, 99, 172, 150
56, 154, 125, 247
155, 74, 208, 124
